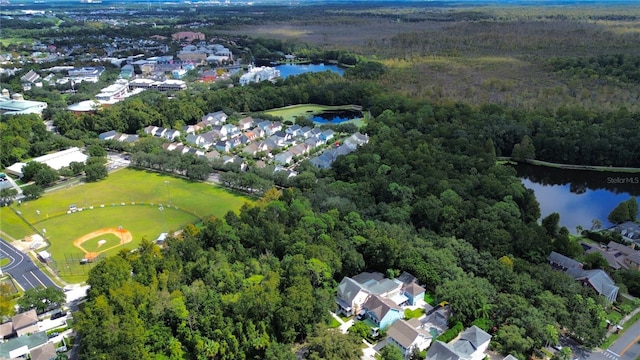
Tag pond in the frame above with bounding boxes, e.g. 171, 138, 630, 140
514, 163, 640, 233
310, 109, 362, 124
275, 63, 345, 79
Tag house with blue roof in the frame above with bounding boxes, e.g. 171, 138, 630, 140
547, 251, 619, 302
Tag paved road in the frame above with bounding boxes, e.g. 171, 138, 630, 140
586, 319, 640, 360
0, 238, 59, 291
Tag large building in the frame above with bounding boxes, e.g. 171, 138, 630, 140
239, 66, 280, 86
95, 79, 130, 104
68, 66, 105, 83
0, 90, 48, 116
5, 147, 88, 178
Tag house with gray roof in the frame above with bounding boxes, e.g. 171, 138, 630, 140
566, 268, 619, 302
363, 294, 403, 330
98, 130, 117, 140
426, 326, 492, 360
386, 319, 432, 358
548, 251, 581, 271
336, 277, 370, 317
548, 251, 619, 302
612, 221, 640, 243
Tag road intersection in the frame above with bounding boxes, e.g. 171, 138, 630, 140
0, 237, 59, 291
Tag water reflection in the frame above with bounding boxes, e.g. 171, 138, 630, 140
514, 164, 640, 232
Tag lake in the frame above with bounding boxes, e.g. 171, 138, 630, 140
275, 63, 345, 79
514, 163, 640, 232
311, 109, 362, 124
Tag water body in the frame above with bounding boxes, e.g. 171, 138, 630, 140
514, 163, 640, 232
311, 109, 362, 124
275, 63, 345, 79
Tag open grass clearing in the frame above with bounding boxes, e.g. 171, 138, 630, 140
263, 104, 364, 124
17, 168, 252, 224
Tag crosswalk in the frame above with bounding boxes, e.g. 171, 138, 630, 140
603, 349, 620, 360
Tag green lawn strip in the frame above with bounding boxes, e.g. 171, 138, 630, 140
0, 207, 37, 240
404, 308, 425, 319
602, 312, 640, 349
0, 258, 9, 267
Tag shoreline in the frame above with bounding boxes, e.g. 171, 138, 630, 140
498, 157, 640, 174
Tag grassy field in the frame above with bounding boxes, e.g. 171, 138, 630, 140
263, 104, 365, 126
0, 207, 36, 240
2, 168, 252, 283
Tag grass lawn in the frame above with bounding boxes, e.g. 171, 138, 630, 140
0, 207, 36, 240
338, 313, 354, 322
404, 308, 425, 320
0, 258, 9, 267
607, 311, 623, 325
263, 104, 364, 125
0, 38, 32, 46
3, 168, 252, 283
424, 292, 436, 306
329, 317, 342, 328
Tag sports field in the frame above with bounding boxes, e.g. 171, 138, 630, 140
2, 168, 253, 283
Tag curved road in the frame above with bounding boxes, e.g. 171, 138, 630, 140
0, 238, 59, 291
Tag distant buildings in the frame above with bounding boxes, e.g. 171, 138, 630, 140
0, 89, 48, 116
5, 147, 88, 178
68, 66, 105, 83
239, 66, 280, 86
172, 31, 206, 42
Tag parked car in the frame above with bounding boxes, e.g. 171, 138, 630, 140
51, 310, 66, 320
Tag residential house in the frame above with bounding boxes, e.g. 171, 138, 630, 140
286, 124, 302, 137
215, 141, 231, 153
201, 132, 218, 148
257, 120, 272, 131
320, 129, 334, 141
221, 124, 238, 137
114, 133, 139, 143
12, 309, 39, 337
144, 125, 159, 136
182, 125, 199, 134
153, 127, 167, 138
262, 139, 279, 153
202, 111, 228, 126
363, 294, 403, 330
274, 151, 294, 165
426, 326, 492, 360
403, 283, 426, 306
204, 150, 220, 160
98, 130, 117, 141
238, 117, 254, 131
547, 251, 619, 302
612, 222, 640, 243
309, 154, 333, 169
0, 322, 13, 339
243, 143, 260, 156
163, 143, 179, 151
244, 130, 259, 142
0, 331, 48, 359
272, 131, 292, 145
266, 122, 283, 136
305, 137, 324, 149
164, 129, 181, 141
344, 132, 370, 149
21, 69, 41, 84
582, 241, 640, 270
186, 134, 206, 147
386, 319, 432, 358
299, 126, 313, 138
30, 343, 57, 360
336, 277, 370, 317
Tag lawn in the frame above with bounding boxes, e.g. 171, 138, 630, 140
0, 207, 35, 240
17, 168, 252, 224
3, 169, 253, 283
404, 308, 425, 320
263, 104, 365, 126
329, 317, 342, 329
